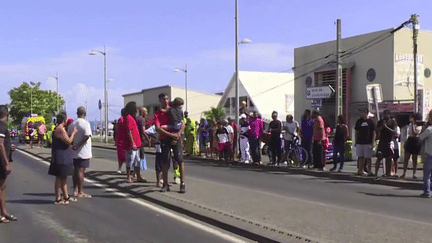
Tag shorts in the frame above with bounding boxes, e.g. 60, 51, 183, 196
404, 137, 421, 155
356, 144, 373, 159
160, 139, 183, 165
393, 149, 400, 159
0, 166, 6, 179
377, 141, 394, 159
38, 134, 44, 141
126, 149, 140, 168
155, 152, 163, 173
73, 158, 90, 168
218, 142, 232, 152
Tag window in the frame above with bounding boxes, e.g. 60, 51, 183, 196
224, 99, 230, 108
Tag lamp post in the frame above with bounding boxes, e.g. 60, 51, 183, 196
89, 45, 108, 143
174, 64, 188, 111
48, 73, 59, 113
235, 0, 251, 157
29, 82, 41, 115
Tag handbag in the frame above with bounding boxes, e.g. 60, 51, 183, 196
140, 155, 147, 171
344, 143, 351, 151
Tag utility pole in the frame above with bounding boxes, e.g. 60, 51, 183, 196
335, 19, 343, 125
411, 14, 419, 113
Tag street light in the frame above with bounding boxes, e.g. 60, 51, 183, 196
89, 45, 108, 143
24, 82, 41, 115
174, 64, 188, 111
235, 0, 251, 157
48, 73, 59, 113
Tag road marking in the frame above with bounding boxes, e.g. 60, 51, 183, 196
17, 149, 248, 243
35, 210, 89, 243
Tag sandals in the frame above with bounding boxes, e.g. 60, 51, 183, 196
54, 199, 69, 205
64, 196, 77, 202
4, 215, 18, 221
0, 216, 10, 223
77, 193, 92, 198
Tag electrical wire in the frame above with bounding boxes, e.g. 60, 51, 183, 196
252, 23, 410, 98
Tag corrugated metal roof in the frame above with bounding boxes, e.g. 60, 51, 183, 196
219, 71, 295, 123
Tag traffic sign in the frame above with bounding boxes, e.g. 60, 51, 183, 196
306, 85, 335, 99
311, 99, 322, 107
98, 99, 102, 110
366, 84, 382, 103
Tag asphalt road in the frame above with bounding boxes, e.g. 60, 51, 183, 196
0, 150, 246, 243
92, 147, 432, 225
5, 144, 432, 242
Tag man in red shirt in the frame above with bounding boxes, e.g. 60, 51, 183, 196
312, 110, 326, 170
154, 93, 185, 193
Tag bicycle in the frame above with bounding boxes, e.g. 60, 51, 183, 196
283, 136, 309, 167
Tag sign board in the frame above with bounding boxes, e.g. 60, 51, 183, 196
306, 85, 335, 99
369, 102, 414, 113
98, 99, 102, 110
366, 84, 383, 103
311, 99, 322, 107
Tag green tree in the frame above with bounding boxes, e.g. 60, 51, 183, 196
203, 107, 225, 121
8, 82, 64, 125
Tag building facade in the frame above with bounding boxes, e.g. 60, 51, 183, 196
294, 28, 432, 130
123, 85, 222, 121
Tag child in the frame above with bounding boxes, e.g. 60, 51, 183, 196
161, 97, 184, 145
161, 97, 184, 132
216, 121, 231, 162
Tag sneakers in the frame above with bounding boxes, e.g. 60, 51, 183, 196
337, 169, 343, 172
420, 193, 431, 198
179, 183, 186, 193
173, 177, 180, 184
330, 167, 337, 172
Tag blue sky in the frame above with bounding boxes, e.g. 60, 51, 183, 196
1, 0, 431, 122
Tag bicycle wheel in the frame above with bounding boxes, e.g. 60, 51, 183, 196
290, 146, 308, 167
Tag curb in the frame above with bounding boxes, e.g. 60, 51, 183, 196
92, 144, 423, 191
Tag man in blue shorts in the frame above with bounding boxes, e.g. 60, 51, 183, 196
69, 107, 92, 198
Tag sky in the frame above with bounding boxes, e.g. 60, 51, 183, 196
1, 0, 432, 122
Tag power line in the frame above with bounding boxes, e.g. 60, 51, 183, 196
254, 23, 411, 98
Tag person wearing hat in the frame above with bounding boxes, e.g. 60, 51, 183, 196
354, 108, 376, 176
239, 114, 251, 163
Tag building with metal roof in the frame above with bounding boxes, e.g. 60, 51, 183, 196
217, 71, 294, 123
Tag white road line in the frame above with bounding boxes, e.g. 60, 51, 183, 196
17, 149, 248, 243
34, 210, 90, 243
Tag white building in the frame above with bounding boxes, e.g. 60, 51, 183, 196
123, 85, 222, 121
218, 71, 295, 123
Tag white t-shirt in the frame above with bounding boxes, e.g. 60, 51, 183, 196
68, 118, 92, 159
283, 121, 299, 141
225, 125, 234, 135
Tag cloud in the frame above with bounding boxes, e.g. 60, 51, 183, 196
0, 43, 294, 122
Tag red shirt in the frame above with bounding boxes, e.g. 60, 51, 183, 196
122, 114, 141, 149
312, 116, 325, 142
154, 108, 171, 140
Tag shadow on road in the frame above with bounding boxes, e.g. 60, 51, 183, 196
7, 199, 53, 205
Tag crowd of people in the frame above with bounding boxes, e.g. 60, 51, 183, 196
5, 97, 432, 224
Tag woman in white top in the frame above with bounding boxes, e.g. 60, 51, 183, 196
401, 113, 422, 179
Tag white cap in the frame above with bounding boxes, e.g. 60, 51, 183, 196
240, 114, 247, 119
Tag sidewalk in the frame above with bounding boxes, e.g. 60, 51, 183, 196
16, 143, 432, 243
91, 141, 424, 191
